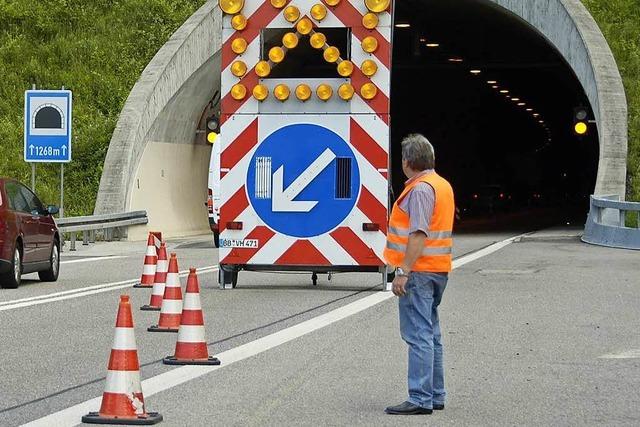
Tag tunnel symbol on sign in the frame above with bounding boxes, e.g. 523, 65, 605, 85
33, 104, 64, 129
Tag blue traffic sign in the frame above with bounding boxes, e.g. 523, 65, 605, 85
247, 124, 360, 238
24, 90, 72, 163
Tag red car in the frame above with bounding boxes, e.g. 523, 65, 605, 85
0, 178, 60, 288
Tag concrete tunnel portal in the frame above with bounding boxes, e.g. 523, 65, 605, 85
94, 0, 627, 238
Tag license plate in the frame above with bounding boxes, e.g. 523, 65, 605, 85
219, 239, 259, 249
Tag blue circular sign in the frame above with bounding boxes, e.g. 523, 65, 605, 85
247, 124, 360, 238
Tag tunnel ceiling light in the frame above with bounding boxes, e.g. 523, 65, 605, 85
310, 33, 327, 49
338, 83, 355, 101
470, 69, 481, 75
426, 43, 440, 48
533, 113, 540, 117
362, 12, 379, 29
395, 23, 411, 28
366, 0, 391, 13
487, 80, 497, 84
500, 89, 509, 94
219, 0, 244, 14
419, 37, 427, 42
526, 108, 533, 112
492, 85, 499, 89
311, 4, 327, 21
231, 14, 248, 31
539, 120, 545, 124
518, 102, 526, 106
448, 58, 463, 63
295, 84, 312, 102
511, 97, 520, 101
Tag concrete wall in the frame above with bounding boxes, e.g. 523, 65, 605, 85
95, 0, 628, 239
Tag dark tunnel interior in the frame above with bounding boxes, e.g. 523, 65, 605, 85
391, 0, 599, 230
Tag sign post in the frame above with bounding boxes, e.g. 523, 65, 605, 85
24, 88, 73, 216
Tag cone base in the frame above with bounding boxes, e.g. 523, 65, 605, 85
133, 283, 153, 289
140, 305, 161, 311
82, 411, 163, 425
147, 325, 178, 333
162, 356, 221, 366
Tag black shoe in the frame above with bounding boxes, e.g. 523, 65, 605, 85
385, 401, 433, 415
433, 404, 445, 410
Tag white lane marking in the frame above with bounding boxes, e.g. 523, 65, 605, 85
598, 349, 640, 359
23, 234, 522, 427
60, 256, 127, 265
0, 266, 218, 312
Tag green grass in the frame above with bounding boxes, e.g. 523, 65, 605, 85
0, 0, 205, 215
0, 0, 637, 216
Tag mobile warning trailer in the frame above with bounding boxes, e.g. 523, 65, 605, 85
217, 0, 392, 288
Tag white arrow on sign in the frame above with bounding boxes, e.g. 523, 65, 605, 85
272, 148, 337, 213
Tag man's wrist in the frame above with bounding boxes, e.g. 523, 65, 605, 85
396, 266, 411, 277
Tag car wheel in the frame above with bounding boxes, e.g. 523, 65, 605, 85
0, 244, 22, 289
38, 241, 60, 282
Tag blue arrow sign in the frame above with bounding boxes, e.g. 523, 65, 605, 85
24, 90, 72, 163
247, 124, 360, 238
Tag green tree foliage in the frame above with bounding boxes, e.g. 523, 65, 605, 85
583, 0, 640, 201
0, 0, 204, 215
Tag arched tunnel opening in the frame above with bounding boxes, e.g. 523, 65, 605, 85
391, 0, 599, 231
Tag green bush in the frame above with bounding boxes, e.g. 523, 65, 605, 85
0, 0, 204, 215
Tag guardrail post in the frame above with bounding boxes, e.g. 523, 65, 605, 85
83, 231, 89, 245
90, 230, 96, 243
70, 233, 77, 251
620, 210, 626, 227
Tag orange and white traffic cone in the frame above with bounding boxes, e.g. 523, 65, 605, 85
133, 233, 157, 289
163, 268, 220, 366
140, 243, 168, 311
148, 253, 182, 333
82, 295, 162, 425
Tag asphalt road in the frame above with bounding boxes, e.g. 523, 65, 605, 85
1, 231, 639, 426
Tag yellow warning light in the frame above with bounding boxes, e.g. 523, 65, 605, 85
360, 82, 378, 100
269, 46, 286, 63
574, 122, 588, 135
361, 59, 378, 77
231, 14, 248, 31
282, 32, 299, 49
323, 46, 340, 63
317, 84, 333, 101
207, 132, 218, 144
338, 83, 355, 101
283, 5, 300, 22
337, 60, 354, 77
253, 84, 269, 101
362, 12, 379, 29
231, 38, 248, 54
231, 83, 247, 100
295, 84, 312, 101
326, 0, 341, 5
270, 0, 287, 8
362, 36, 379, 53
274, 84, 291, 101
311, 4, 328, 21
219, 0, 244, 14
365, 0, 390, 13
231, 60, 247, 77
310, 32, 327, 49
296, 18, 313, 35
255, 60, 271, 77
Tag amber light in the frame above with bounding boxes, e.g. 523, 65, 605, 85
361, 36, 378, 53
310, 32, 327, 49
270, 0, 286, 8
283, 5, 300, 22
219, 0, 244, 14
255, 61, 271, 77
365, 0, 390, 13
361, 59, 378, 77
282, 32, 299, 49
360, 83, 378, 100
338, 83, 355, 101
231, 61, 247, 77
231, 84, 247, 100
362, 12, 379, 29
231, 14, 248, 31
231, 38, 248, 54
311, 4, 327, 21
323, 46, 340, 63
337, 60, 354, 77
274, 84, 291, 101
325, 0, 341, 5
296, 18, 313, 35
269, 46, 285, 63
295, 84, 312, 101
317, 84, 333, 101
253, 84, 269, 101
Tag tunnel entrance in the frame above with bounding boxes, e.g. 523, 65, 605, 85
391, 0, 599, 231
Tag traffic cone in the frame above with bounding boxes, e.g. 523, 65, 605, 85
163, 268, 220, 366
140, 243, 168, 311
133, 233, 157, 289
148, 253, 182, 333
82, 295, 162, 425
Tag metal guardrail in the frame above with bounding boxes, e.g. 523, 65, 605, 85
56, 211, 148, 251
582, 195, 640, 250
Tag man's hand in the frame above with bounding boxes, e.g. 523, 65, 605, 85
392, 274, 409, 297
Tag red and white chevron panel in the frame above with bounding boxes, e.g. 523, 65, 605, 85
219, 0, 392, 268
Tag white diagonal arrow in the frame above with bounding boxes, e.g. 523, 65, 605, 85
272, 148, 337, 213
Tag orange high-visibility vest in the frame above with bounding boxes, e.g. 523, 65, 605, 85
384, 172, 455, 272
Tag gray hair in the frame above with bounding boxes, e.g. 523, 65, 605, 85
401, 134, 435, 171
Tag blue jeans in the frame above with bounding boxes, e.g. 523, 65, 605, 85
399, 272, 448, 409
